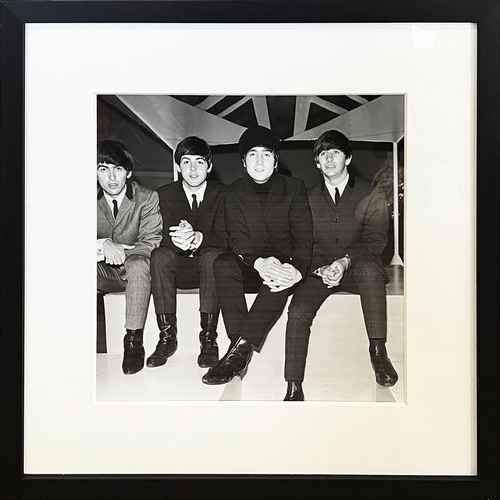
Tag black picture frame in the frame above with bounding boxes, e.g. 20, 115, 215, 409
1, 1, 499, 499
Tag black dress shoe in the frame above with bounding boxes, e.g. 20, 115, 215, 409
147, 313, 177, 368
284, 381, 304, 401
197, 312, 220, 368
122, 329, 145, 375
202, 337, 253, 385
147, 333, 177, 367
369, 339, 399, 387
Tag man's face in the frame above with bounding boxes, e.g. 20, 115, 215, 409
244, 146, 276, 184
177, 155, 211, 189
316, 148, 351, 183
97, 162, 131, 197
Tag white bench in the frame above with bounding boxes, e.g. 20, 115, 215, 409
99, 288, 404, 402
102, 263, 403, 355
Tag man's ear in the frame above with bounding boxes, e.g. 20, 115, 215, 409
126, 171, 132, 179
346, 156, 352, 166
207, 163, 213, 174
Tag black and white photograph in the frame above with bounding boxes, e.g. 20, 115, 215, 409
96, 94, 405, 402
6, 12, 489, 485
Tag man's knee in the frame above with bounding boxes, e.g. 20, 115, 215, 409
151, 247, 176, 273
199, 247, 223, 269
353, 257, 384, 284
124, 254, 151, 280
214, 252, 236, 275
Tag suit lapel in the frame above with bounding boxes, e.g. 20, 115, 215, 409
336, 175, 355, 211
320, 182, 338, 214
173, 181, 192, 219
195, 182, 214, 219
98, 182, 135, 227
97, 195, 115, 226
321, 174, 356, 213
116, 195, 133, 225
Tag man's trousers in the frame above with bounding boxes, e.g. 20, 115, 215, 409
151, 246, 223, 315
97, 254, 152, 331
284, 256, 387, 382
214, 253, 297, 350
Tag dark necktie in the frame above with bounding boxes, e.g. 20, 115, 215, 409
334, 187, 341, 205
192, 194, 198, 217
113, 199, 119, 218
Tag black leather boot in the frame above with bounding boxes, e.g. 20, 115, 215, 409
369, 339, 399, 387
147, 313, 177, 368
122, 329, 145, 375
197, 312, 219, 368
228, 334, 239, 348
283, 381, 304, 401
202, 336, 253, 385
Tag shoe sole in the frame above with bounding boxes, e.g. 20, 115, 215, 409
122, 365, 144, 375
146, 359, 168, 368
375, 377, 398, 388
146, 349, 177, 368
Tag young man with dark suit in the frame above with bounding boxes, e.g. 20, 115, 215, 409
202, 126, 313, 386
97, 140, 163, 375
283, 130, 398, 401
149, 137, 227, 369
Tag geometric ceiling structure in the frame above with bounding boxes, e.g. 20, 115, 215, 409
288, 95, 404, 143
115, 94, 246, 151
170, 94, 398, 142
113, 94, 403, 152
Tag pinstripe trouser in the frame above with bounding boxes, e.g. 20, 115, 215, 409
97, 254, 151, 331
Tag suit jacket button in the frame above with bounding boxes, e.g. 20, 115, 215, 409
334, 219, 339, 222
335, 238, 339, 242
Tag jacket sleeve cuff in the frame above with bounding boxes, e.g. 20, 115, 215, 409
291, 258, 309, 279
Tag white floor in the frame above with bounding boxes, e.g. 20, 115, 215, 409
96, 293, 404, 403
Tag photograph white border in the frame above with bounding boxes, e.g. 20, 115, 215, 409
24, 23, 476, 475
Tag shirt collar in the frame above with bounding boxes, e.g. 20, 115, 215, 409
103, 188, 127, 211
182, 181, 207, 205
325, 172, 350, 199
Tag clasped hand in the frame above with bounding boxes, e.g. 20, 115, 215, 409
169, 220, 200, 252
255, 256, 302, 293
320, 259, 347, 288
102, 239, 135, 266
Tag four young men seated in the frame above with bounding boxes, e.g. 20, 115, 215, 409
96, 127, 399, 399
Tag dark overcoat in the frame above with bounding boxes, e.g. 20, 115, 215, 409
224, 173, 313, 278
